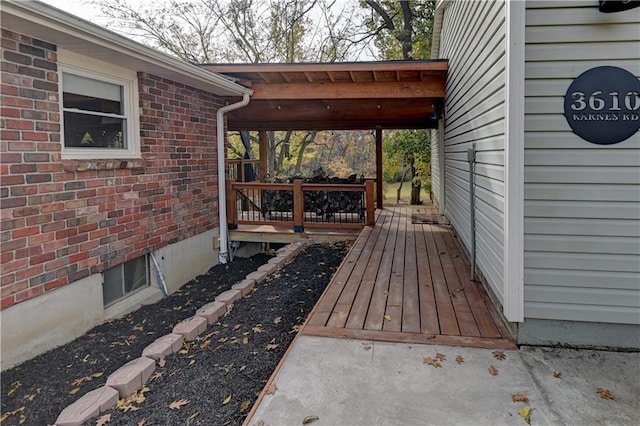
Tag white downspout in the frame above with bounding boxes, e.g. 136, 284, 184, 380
216, 92, 251, 264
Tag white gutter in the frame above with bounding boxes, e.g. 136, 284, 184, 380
217, 93, 252, 263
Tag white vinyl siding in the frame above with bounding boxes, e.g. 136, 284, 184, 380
524, 0, 640, 324
437, 0, 507, 303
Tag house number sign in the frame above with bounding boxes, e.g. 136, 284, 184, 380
564, 66, 640, 145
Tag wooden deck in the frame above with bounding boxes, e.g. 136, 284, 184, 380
302, 207, 517, 349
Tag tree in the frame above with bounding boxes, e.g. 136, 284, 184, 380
361, 0, 436, 60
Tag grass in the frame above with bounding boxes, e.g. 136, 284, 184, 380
382, 180, 431, 206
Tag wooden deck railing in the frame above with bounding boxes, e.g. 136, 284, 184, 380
226, 179, 375, 232
227, 158, 261, 182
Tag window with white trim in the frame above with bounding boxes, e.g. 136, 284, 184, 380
59, 52, 140, 160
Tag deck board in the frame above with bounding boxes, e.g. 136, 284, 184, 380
303, 206, 516, 350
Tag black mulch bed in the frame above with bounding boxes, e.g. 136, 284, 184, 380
1, 242, 350, 426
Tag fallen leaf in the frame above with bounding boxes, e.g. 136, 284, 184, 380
240, 400, 251, 412
233, 324, 242, 330
449, 291, 457, 299
188, 359, 196, 366
512, 391, 529, 403
435, 353, 447, 361
242, 337, 249, 345
71, 372, 104, 386
169, 399, 190, 410
158, 358, 166, 367
7, 381, 21, 397
383, 315, 392, 321
95, 413, 111, 425
423, 357, 442, 368
456, 355, 464, 364
137, 418, 147, 426
201, 340, 211, 350
273, 316, 282, 324
187, 412, 200, 421
265, 383, 278, 395
455, 287, 464, 292
266, 343, 279, 351
517, 405, 531, 424
596, 388, 615, 400
18, 416, 26, 424
553, 371, 562, 379
149, 372, 163, 382
266, 295, 279, 301
252, 325, 265, 333
362, 342, 372, 351
257, 421, 265, 426
492, 350, 507, 360
69, 388, 80, 395
222, 395, 232, 405
0, 407, 25, 423
132, 325, 144, 332
303, 415, 320, 424
489, 365, 499, 376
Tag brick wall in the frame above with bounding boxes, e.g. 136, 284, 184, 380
1, 29, 225, 310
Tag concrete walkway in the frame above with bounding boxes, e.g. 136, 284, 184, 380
247, 336, 639, 426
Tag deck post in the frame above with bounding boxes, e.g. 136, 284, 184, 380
226, 179, 238, 230
365, 180, 375, 226
293, 179, 304, 232
259, 131, 268, 180
375, 126, 383, 209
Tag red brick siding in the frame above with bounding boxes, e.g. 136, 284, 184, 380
1, 29, 225, 309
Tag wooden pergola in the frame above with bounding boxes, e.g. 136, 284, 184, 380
202, 60, 447, 213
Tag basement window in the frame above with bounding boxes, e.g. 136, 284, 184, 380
102, 255, 149, 306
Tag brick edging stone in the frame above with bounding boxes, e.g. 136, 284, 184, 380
54, 240, 310, 426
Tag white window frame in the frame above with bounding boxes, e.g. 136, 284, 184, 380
58, 50, 141, 160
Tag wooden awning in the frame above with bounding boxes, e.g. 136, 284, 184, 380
200, 61, 447, 131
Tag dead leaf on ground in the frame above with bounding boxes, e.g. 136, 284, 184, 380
488, 365, 499, 376
71, 372, 104, 386
597, 388, 615, 400
517, 405, 531, 424
257, 421, 265, 426
158, 358, 166, 368
187, 412, 200, 421
456, 355, 464, 364
492, 350, 507, 360
266, 343, 279, 351
455, 287, 464, 292
137, 419, 147, 426
266, 295, 279, 301
383, 315, 392, 321
132, 325, 144, 332
553, 371, 562, 379
222, 395, 232, 405
512, 391, 529, 403
69, 388, 80, 395
273, 316, 282, 324
302, 415, 320, 424
449, 291, 457, 299
265, 383, 278, 395
0, 407, 25, 423
95, 413, 111, 425
240, 400, 251, 412
233, 324, 242, 330
168, 399, 190, 410
362, 341, 372, 351
435, 352, 447, 361
7, 381, 21, 397
423, 357, 442, 368
149, 372, 163, 382
201, 340, 211, 350
252, 325, 265, 333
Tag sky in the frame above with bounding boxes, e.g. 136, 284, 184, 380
40, 0, 110, 25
